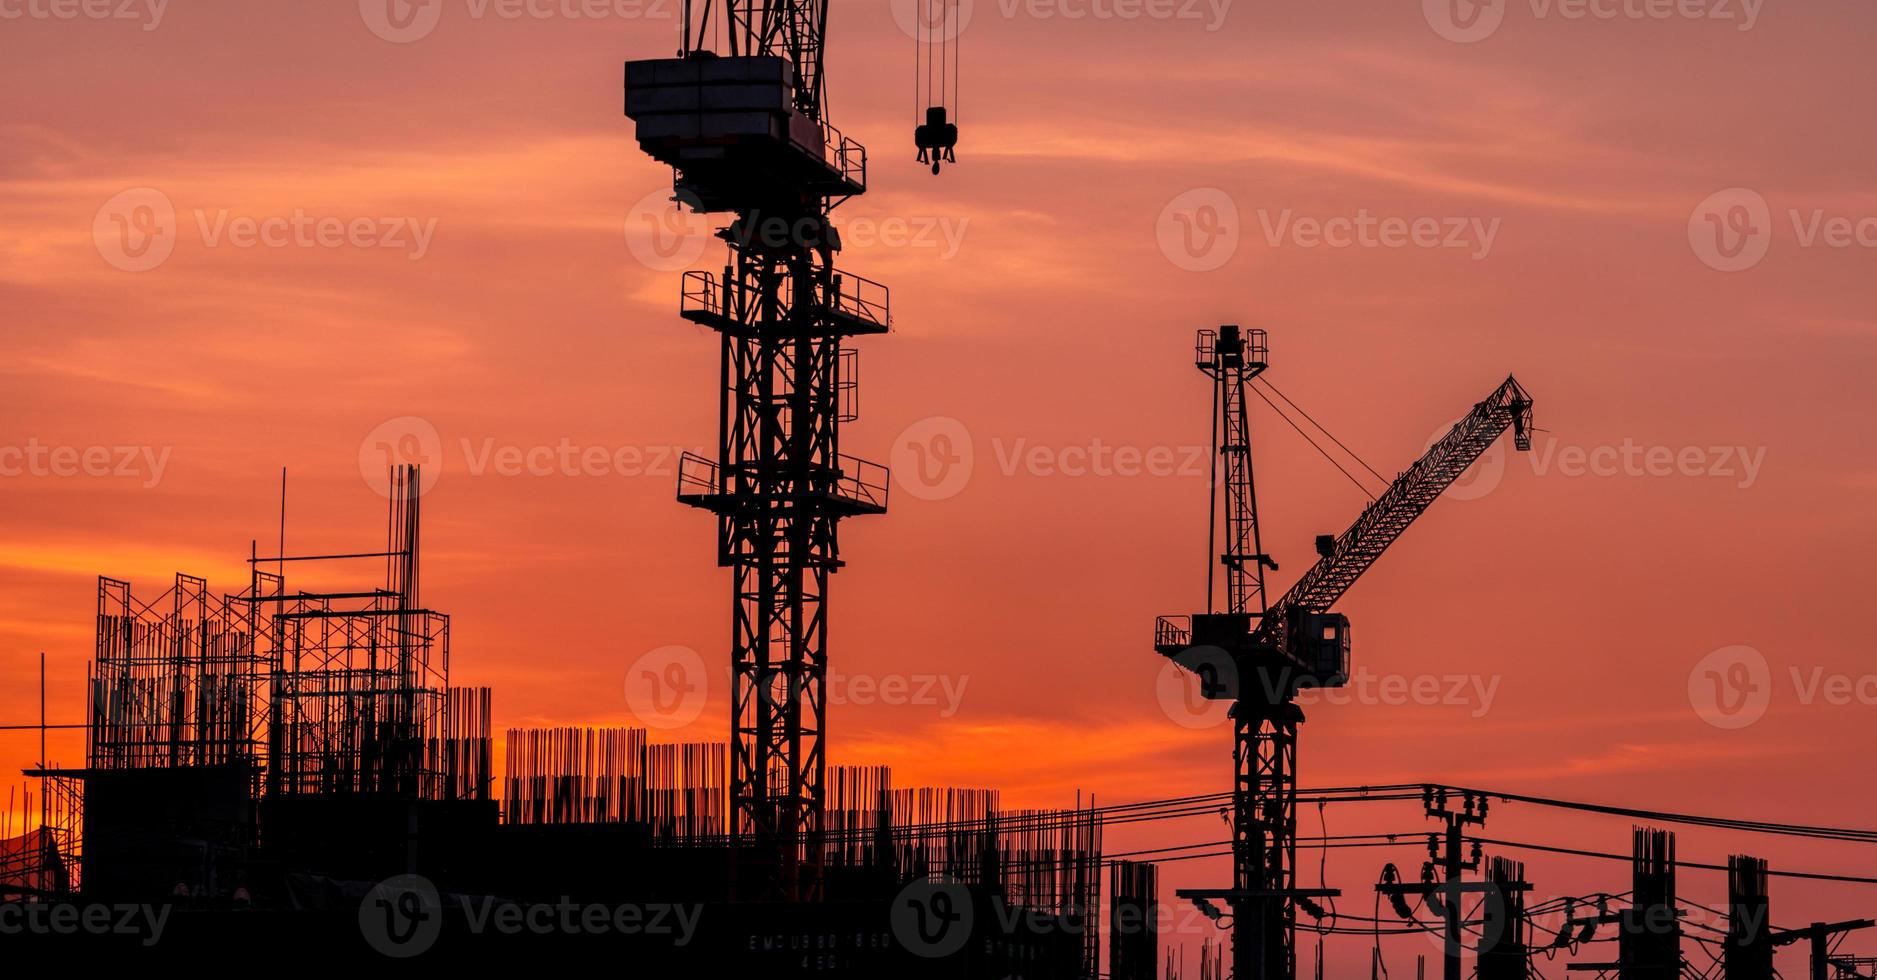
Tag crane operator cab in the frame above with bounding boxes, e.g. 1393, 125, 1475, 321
1287, 608, 1350, 689
915, 106, 958, 175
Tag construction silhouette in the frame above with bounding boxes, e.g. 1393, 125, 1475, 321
4, 5, 1876, 977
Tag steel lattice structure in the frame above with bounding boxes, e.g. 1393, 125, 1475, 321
627, 0, 890, 900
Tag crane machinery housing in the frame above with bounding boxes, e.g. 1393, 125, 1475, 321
1155, 326, 1533, 980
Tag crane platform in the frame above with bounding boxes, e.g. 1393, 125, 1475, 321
680, 270, 890, 337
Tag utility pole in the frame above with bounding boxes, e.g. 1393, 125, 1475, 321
1379, 789, 1494, 980
1775, 920, 1877, 980
1432, 790, 1485, 980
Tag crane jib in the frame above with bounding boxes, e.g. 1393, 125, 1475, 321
1253, 376, 1533, 644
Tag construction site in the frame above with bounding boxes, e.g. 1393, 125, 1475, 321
1, 1, 1871, 977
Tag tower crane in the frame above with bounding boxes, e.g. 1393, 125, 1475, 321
623, 1, 895, 902
1154, 326, 1533, 980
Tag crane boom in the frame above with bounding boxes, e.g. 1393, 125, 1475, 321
1253, 375, 1533, 655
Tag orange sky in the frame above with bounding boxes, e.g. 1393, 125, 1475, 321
3, 0, 1876, 973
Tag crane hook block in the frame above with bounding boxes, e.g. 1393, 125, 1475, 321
914, 106, 959, 175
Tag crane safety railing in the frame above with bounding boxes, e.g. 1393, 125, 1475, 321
1154, 616, 1192, 650
1195, 327, 1268, 370
680, 269, 890, 333
820, 123, 867, 189
675, 451, 889, 512
1256, 376, 1532, 639
829, 271, 890, 332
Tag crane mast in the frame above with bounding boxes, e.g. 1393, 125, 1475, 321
626, 0, 888, 902
1156, 330, 1533, 980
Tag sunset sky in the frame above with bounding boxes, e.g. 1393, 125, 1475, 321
3, 0, 1876, 972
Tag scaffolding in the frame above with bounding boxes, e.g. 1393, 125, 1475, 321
260, 466, 483, 800
89, 574, 264, 771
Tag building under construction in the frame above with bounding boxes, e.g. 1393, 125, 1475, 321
6, 2, 1877, 976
